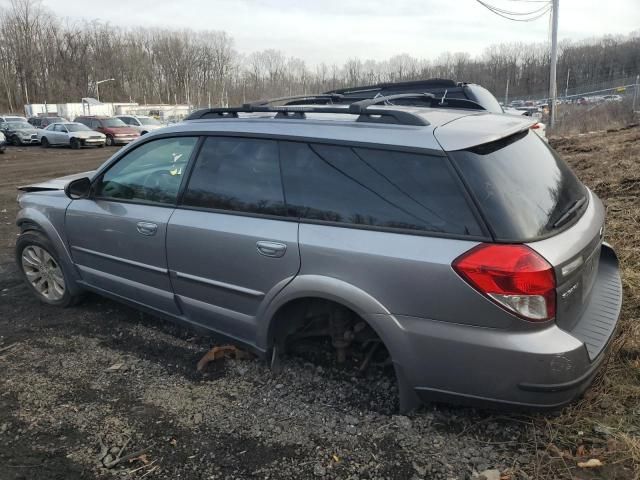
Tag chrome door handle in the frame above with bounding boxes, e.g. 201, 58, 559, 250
256, 241, 287, 258
136, 221, 158, 236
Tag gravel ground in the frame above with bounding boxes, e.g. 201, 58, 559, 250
1, 130, 638, 480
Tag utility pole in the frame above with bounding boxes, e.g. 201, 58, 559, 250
633, 74, 639, 113
549, 0, 559, 127
505, 77, 510, 106
564, 68, 570, 100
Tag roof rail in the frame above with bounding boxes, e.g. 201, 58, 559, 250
184, 105, 429, 126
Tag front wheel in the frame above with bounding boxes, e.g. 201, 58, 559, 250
105, 135, 114, 147
41, 137, 49, 148
12, 135, 22, 146
16, 231, 81, 307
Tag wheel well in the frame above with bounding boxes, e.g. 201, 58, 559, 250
268, 297, 391, 366
17, 220, 44, 234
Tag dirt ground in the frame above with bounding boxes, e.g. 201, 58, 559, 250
0, 130, 638, 480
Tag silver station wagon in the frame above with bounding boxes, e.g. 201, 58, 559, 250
15, 95, 622, 412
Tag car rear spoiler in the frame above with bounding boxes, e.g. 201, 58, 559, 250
433, 113, 536, 151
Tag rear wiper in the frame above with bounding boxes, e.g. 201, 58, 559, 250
553, 196, 586, 228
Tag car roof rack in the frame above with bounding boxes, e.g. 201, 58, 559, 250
245, 93, 345, 107
185, 104, 429, 126
327, 78, 459, 95
284, 92, 485, 111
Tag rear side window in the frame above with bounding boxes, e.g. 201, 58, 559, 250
449, 131, 586, 241
182, 137, 285, 215
280, 142, 482, 236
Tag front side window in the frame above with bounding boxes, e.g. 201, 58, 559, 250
95, 137, 198, 205
280, 142, 482, 235
182, 137, 285, 215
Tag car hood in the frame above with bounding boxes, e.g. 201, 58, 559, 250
18, 170, 95, 192
12, 127, 38, 134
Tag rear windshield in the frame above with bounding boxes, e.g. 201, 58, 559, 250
449, 131, 586, 241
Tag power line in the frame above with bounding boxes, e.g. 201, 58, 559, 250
474, 0, 551, 21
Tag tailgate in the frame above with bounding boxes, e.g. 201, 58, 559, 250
527, 190, 621, 359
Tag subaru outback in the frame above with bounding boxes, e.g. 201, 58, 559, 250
15, 96, 622, 412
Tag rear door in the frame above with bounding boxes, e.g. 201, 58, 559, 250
65, 136, 199, 314
166, 136, 300, 343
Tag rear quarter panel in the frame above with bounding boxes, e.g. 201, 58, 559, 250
294, 224, 527, 330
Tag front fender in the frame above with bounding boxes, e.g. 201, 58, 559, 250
16, 202, 82, 294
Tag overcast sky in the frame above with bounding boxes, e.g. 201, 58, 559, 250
39, 0, 639, 65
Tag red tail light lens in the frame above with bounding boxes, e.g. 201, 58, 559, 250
453, 244, 556, 321
530, 123, 541, 129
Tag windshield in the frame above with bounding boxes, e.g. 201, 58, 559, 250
66, 123, 90, 132
8, 122, 32, 129
102, 118, 127, 127
138, 117, 161, 125
449, 130, 586, 241
6, 116, 24, 122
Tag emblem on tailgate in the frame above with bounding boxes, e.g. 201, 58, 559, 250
562, 282, 579, 299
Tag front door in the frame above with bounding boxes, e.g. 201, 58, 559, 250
65, 136, 199, 315
166, 136, 300, 343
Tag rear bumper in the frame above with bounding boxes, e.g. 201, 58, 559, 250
381, 244, 622, 410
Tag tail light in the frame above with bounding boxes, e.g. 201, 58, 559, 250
530, 123, 541, 129
453, 244, 556, 321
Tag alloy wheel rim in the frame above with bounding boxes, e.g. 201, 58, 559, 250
21, 245, 65, 300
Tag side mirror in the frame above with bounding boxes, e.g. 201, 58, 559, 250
64, 177, 92, 199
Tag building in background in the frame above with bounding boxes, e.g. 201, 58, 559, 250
24, 99, 191, 123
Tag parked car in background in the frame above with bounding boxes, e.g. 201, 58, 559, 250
15, 97, 621, 412
0, 131, 6, 153
38, 122, 106, 149
0, 120, 39, 145
603, 94, 623, 102
29, 116, 66, 129
0, 114, 28, 123
74, 116, 140, 146
115, 115, 164, 135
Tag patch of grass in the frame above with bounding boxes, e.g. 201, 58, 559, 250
532, 125, 640, 479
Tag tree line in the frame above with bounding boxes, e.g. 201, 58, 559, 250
0, 0, 638, 112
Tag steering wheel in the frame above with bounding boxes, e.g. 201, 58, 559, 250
142, 170, 177, 202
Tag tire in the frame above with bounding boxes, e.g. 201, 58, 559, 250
70, 137, 80, 149
16, 231, 82, 307
105, 135, 114, 147
41, 137, 49, 148
12, 135, 22, 146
